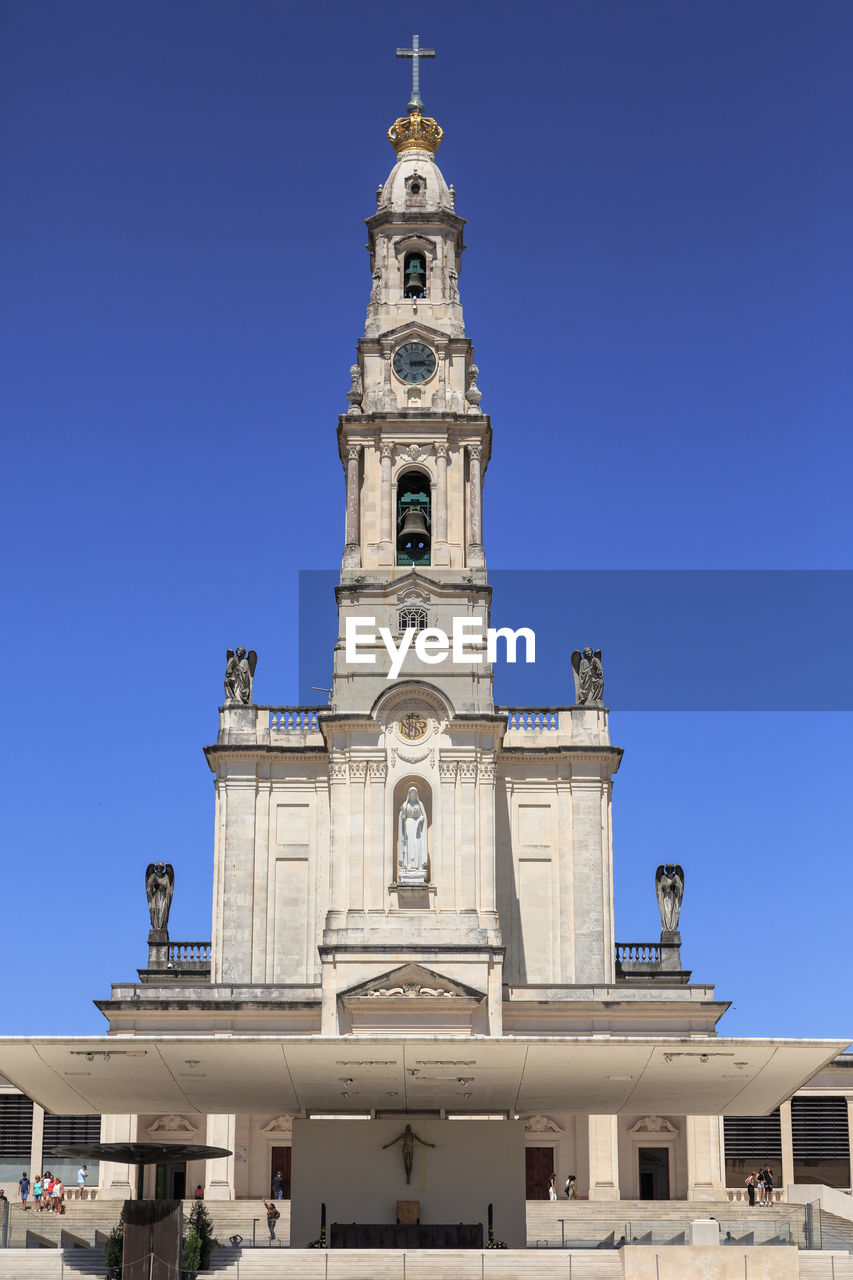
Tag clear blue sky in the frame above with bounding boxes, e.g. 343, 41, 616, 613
2, 2, 851, 1041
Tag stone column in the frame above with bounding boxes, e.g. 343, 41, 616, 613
367, 761, 387, 909
434, 444, 448, 542
556, 768, 574, 982
205, 1114, 236, 1200
571, 770, 610, 984
326, 757, 349, 926
438, 761, 457, 910
780, 1100, 795, 1195
477, 757, 497, 916
587, 1114, 620, 1201
686, 1114, 725, 1201
380, 443, 394, 555
342, 444, 361, 567
29, 1104, 44, 1194
458, 761, 478, 907
348, 761, 367, 909
466, 445, 484, 566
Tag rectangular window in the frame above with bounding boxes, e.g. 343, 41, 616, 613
0, 1095, 34, 1159
792, 1097, 850, 1189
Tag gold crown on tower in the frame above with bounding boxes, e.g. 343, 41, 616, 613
388, 106, 444, 156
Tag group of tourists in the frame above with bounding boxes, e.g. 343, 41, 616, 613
744, 1165, 775, 1206
548, 1173, 578, 1199
16, 1165, 89, 1213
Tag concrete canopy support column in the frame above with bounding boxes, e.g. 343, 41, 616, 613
99, 1115, 138, 1199
205, 1114, 236, 1200
686, 1114, 725, 1201
342, 444, 362, 567
588, 1114, 620, 1201
780, 1099, 795, 1193
29, 1103, 44, 1192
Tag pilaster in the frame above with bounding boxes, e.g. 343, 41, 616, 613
458, 760, 478, 906
205, 1114, 236, 1200
99, 1114, 138, 1198
438, 760, 457, 910
588, 1114, 620, 1200
220, 771, 257, 984
686, 1114, 725, 1200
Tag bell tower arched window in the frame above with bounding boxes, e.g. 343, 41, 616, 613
403, 251, 427, 299
396, 471, 431, 566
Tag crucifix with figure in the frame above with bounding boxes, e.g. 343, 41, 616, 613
397, 34, 435, 110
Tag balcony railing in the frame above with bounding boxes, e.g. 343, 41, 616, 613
167, 941, 211, 969
269, 706, 326, 732
615, 942, 662, 965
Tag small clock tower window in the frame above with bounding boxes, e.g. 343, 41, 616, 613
398, 606, 428, 633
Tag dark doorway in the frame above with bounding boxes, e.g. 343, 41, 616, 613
155, 1162, 186, 1201
270, 1146, 292, 1199
525, 1147, 554, 1200
638, 1147, 670, 1200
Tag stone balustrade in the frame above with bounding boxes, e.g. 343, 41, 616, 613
726, 1187, 785, 1203
615, 942, 662, 965
168, 941, 211, 968
269, 707, 326, 733
502, 708, 561, 732
218, 705, 327, 747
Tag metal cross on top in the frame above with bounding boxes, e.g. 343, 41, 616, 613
396, 34, 435, 110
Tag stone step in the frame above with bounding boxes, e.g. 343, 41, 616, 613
822, 1210, 853, 1253
800, 1256, 853, 1280
228, 1250, 624, 1279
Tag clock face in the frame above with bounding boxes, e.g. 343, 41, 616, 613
393, 341, 436, 384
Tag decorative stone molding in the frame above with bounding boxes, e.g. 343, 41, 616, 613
341, 962, 485, 1004
261, 1115, 293, 1136
368, 761, 388, 780
458, 761, 478, 779
349, 761, 368, 779
478, 758, 496, 780
434, 443, 449, 460
628, 1116, 679, 1135
148, 1115, 197, 1134
524, 1115, 563, 1134
329, 760, 349, 780
402, 443, 426, 462
439, 761, 458, 781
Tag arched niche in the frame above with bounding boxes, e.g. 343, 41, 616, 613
396, 469, 431, 566
392, 774, 433, 884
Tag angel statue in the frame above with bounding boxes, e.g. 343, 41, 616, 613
224, 647, 257, 705
571, 647, 604, 706
655, 862, 684, 934
397, 786, 429, 884
145, 861, 174, 933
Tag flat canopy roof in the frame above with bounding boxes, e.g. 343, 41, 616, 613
0, 1036, 846, 1119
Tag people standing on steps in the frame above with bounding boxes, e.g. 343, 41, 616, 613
762, 1164, 774, 1204
745, 1172, 756, 1206
263, 1199, 280, 1243
271, 1169, 284, 1199
548, 1174, 557, 1200
18, 1172, 29, 1210
33, 1175, 43, 1210
76, 1164, 88, 1199
565, 1174, 578, 1199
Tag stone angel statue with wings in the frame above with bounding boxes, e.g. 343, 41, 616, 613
145, 861, 174, 933
571, 647, 604, 706
224, 647, 258, 705
655, 862, 684, 933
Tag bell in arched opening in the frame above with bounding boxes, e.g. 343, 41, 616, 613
403, 252, 426, 299
396, 471, 431, 566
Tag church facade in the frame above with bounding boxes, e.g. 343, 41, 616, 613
0, 58, 850, 1252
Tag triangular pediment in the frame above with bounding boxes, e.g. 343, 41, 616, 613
373, 319, 455, 345
340, 963, 485, 1003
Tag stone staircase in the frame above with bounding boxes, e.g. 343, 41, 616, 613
6, 1196, 280, 1249
821, 1210, 853, 1253
527, 1198, 810, 1248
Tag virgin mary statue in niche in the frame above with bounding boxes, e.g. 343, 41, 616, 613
398, 786, 429, 884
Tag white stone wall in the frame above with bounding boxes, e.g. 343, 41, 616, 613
290, 1117, 526, 1248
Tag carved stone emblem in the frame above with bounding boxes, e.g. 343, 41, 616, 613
148, 1115, 197, 1134
398, 712, 428, 742
523, 1115, 563, 1134
628, 1115, 679, 1135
